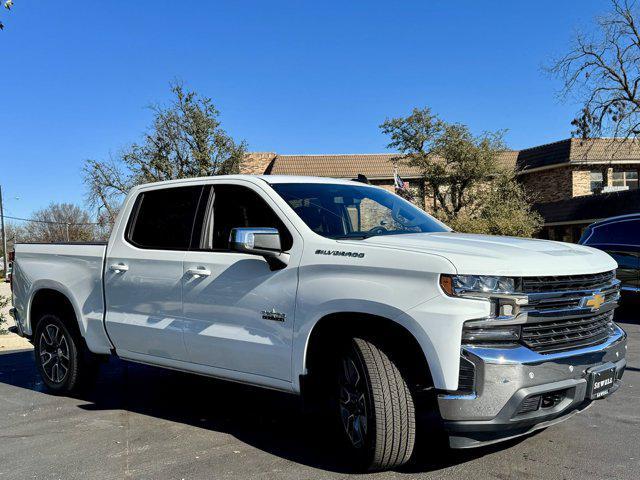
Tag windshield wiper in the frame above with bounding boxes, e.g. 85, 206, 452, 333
332, 234, 373, 240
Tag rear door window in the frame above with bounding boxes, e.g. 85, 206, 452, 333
127, 185, 203, 250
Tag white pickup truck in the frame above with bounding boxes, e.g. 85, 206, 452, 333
10, 175, 627, 470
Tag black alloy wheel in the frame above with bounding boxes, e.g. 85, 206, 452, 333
34, 314, 95, 392
336, 337, 416, 471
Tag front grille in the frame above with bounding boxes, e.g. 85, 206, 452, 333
521, 312, 615, 354
462, 270, 620, 356
521, 271, 615, 293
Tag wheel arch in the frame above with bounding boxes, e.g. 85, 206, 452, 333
29, 287, 84, 343
301, 312, 434, 394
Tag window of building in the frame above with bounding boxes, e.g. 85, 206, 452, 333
127, 186, 203, 250
589, 171, 604, 193
612, 170, 639, 189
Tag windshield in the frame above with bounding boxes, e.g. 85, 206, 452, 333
270, 182, 450, 239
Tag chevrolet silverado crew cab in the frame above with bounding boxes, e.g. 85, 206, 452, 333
10, 175, 627, 471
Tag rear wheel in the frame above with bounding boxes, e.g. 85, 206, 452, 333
337, 337, 416, 471
34, 314, 96, 393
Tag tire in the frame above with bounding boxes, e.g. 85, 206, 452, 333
337, 337, 416, 471
33, 314, 97, 393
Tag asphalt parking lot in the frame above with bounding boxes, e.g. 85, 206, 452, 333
0, 314, 638, 480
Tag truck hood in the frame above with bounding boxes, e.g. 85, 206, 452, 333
357, 232, 617, 276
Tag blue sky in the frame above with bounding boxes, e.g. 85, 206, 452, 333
1, 0, 608, 219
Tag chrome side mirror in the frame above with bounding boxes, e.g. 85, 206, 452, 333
229, 227, 289, 270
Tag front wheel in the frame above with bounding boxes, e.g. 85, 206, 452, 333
337, 337, 416, 471
34, 314, 96, 393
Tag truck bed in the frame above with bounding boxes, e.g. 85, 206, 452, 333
12, 242, 112, 354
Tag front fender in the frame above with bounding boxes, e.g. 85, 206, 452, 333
292, 298, 440, 393
291, 293, 490, 393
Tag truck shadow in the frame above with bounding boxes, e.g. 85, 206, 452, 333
0, 349, 534, 474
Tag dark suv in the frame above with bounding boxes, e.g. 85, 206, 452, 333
580, 214, 640, 306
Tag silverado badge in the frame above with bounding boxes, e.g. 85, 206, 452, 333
261, 308, 287, 322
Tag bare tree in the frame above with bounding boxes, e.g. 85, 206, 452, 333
23, 203, 97, 243
0, 0, 14, 31
84, 82, 247, 228
550, 0, 640, 139
0, 222, 26, 254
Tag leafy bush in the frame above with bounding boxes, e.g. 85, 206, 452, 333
0, 294, 8, 335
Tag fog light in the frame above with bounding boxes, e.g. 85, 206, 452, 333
541, 391, 564, 408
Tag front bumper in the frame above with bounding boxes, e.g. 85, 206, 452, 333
439, 325, 627, 448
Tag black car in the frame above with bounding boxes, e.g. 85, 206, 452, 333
580, 213, 640, 307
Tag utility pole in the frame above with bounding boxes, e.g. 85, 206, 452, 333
0, 185, 7, 278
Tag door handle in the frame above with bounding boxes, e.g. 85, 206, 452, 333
109, 263, 129, 273
186, 267, 211, 278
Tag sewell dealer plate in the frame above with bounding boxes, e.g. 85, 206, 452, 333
587, 364, 617, 400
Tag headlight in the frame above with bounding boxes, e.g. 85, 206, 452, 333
462, 325, 521, 343
440, 274, 517, 297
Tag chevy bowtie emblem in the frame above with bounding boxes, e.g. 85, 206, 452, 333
583, 293, 605, 311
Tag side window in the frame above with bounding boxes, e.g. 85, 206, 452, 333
614, 219, 640, 244
127, 185, 203, 250
589, 171, 604, 193
197, 184, 293, 251
590, 219, 640, 245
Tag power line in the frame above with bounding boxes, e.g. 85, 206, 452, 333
3, 214, 99, 226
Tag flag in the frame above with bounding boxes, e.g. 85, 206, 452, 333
394, 167, 407, 191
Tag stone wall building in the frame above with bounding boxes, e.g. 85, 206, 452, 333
241, 138, 640, 242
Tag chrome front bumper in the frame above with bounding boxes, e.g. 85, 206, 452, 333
439, 325, 627, 448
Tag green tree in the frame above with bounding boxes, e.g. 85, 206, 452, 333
0, 222, 25, 262
84, 82, 247, 226
448, 171, 543, 237
380, 107, 542, 237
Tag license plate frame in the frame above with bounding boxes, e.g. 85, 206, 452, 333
587, 364, 617, 400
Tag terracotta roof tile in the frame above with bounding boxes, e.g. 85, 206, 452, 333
517, 138, 640, 171
268, 150, 518, 179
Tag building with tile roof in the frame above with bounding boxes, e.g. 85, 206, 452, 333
241, 138, 640, 242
